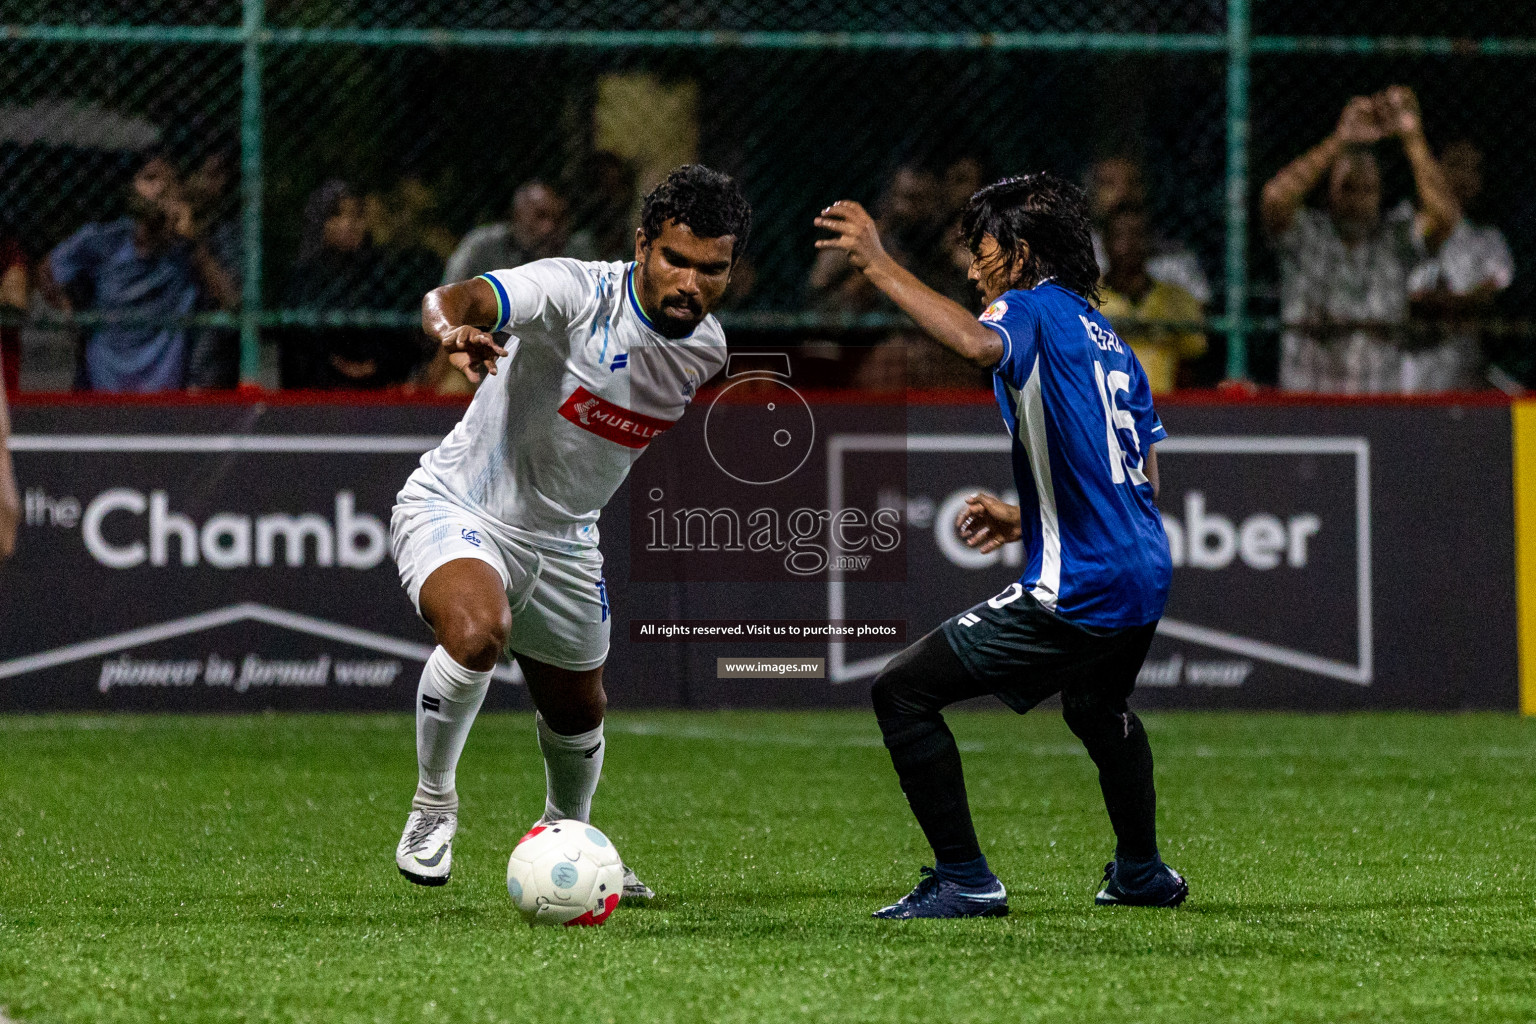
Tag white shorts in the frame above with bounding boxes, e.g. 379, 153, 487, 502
390, 494, 610, 672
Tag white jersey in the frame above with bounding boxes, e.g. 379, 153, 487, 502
404, 258, 727, 552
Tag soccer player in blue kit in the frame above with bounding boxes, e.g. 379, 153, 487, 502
814, 173, 1187, 919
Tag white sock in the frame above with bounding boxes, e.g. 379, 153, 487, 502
536, 713, 604, 823
412, 646, 493, 812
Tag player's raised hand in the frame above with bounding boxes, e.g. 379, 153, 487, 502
955, 492, 1022, 554
813, 201, 890, 272
437, 324, 507, 384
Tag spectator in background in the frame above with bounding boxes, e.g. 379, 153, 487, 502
420, 179, 577, 394
566, 151, 638, 263
364, 175, 450, 300
1098, 204, 1206, 393
1087, 156, 1210, 305
1261, 87, 1460, 393
368, 176, 459, 263
442, 180, 571, 284
40, 152, 238, 392
941, 157, 984, 224
280, 180, 422, 389
1, 231, 26, 393
1406, 139, 1514, 391
809, 165, 956, 314
817, 165, 988, 390
183, 149, 243, 389
938, 157, 986, 309
0, 364, 16, 562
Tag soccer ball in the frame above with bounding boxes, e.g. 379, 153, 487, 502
506, 819, 624, 927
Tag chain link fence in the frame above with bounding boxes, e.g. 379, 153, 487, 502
1, 1, 1533, 391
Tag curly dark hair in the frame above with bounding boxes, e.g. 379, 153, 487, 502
639, 164, 752, 260
960, 172, 1100, 304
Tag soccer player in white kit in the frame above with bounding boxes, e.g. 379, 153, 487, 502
391, 166, 751, 900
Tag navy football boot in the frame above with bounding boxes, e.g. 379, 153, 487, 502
1094, 858, 1188, 907
872, 867, 1009, 919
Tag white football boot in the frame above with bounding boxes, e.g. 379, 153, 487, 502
396, 809, 457, 886
621, 863, 656, 901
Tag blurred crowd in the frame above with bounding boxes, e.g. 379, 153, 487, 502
0, 149, 643, 395
819, 85, 1519, 396
0, 86, 1522, 397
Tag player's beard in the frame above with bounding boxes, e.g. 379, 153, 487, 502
654, 296, 703, 339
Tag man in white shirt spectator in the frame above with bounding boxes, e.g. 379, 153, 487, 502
1405, 139, 1515, 392
1261, 87, 1460, 393
442, 181, 573, 285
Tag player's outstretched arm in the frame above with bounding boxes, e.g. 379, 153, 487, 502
814, 201, 1003, 366
422, 277, 510, 384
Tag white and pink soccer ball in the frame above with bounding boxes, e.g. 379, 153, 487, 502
506, 819, 624, 927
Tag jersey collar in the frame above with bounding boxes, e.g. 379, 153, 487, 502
625, 264, 660, 333
626, 262, 703, 340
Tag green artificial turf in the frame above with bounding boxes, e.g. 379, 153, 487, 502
2, 711, 1534, 1023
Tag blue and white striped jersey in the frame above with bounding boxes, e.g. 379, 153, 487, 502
980, 282, 1172, 629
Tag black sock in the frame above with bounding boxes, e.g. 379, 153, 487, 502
1100, 712, 1159, 862
934, 854, 997, 888
1113, 852, 1165, 890
1063, 700, 1159, 862
871, 629, 991, 867
883, 714, 984, 864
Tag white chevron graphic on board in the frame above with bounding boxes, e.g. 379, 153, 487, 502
0, 603, 522, 683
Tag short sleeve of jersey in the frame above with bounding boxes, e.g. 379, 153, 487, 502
479, 258, 594, 335
979, 291, 1041, 386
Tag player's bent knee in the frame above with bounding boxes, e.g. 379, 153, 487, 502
436, 606, 512, 672
1062, 693, 1141, 748
872, 627, 971, 724
871, 663, 946, 741
869, 669, 912, 721
418, 558, 513, 671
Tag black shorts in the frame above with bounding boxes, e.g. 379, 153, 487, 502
940, 582, 1158, 714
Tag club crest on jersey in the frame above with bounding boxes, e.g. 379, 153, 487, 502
980, 299, 1008, 323
558, 385, 676, 449
681, 366, 700, 402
